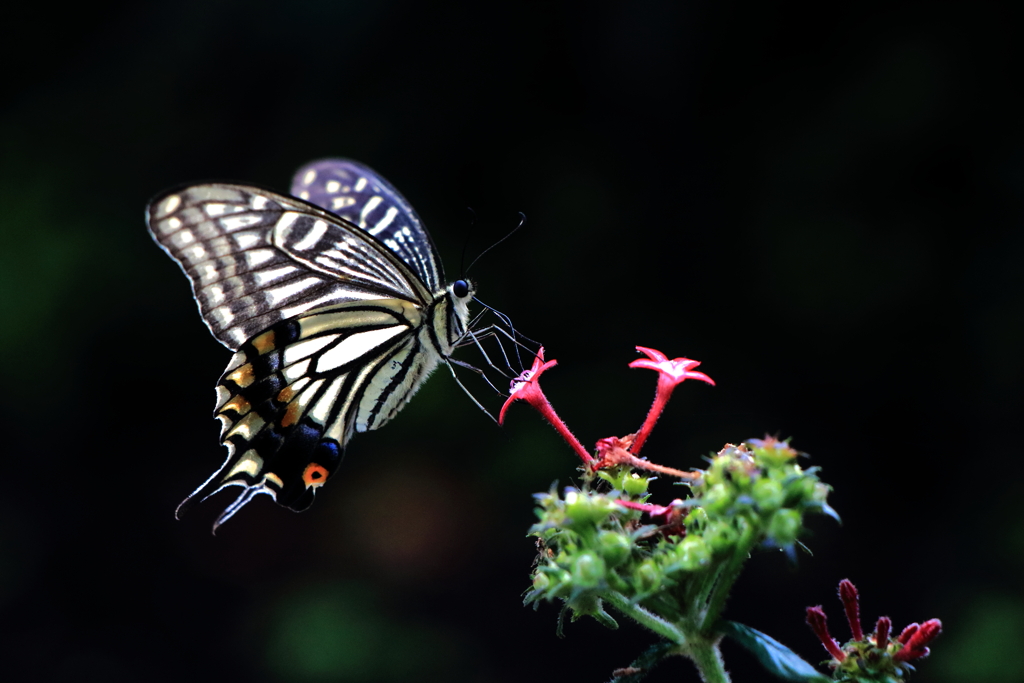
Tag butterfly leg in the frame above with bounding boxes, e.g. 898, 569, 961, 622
443, 359, 500, 423
458, 323, 539, 376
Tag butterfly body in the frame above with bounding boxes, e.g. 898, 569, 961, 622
147, 161, 474, 528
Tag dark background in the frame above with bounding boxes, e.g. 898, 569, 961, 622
1, 2, 1021, 681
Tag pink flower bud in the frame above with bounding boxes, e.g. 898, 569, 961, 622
806, 606, 846, 662
838, 579, 863, 641
874, 616, 891, 649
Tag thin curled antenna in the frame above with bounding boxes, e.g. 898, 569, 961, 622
459, 207, 477, 277
466, 212, 526, 275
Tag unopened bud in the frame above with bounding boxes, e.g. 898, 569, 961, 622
565, 490, 614, 526
704, 521, 739, 552
636, 559, 661, 593
597, 531, 632, 567
673, 536, 711, 571
573, 552, 606, 587
752, 478, 784, 511
704, 483, 733, 514
768, 508, 802, 545
622, 473, 650, 497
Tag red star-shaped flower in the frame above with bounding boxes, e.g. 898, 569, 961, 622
628, 346, 715, 454
499, 348, 593, 464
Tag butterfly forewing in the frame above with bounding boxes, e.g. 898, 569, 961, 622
291, 159, 444, 291
147, 184, 429, 350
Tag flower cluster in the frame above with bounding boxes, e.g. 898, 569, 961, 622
806, 579, 942, 682
501, 345, 943, 682
505, 347, 835, 636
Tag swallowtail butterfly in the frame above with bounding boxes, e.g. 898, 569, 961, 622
147, 159, 484, 530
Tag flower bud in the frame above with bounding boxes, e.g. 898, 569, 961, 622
532, 571, 551, 592
786, 475, 817, 504
768, 508, 802, 545
538, 565, 572, 595
635, 559, 661, 593
622, 472, 650, 497
752, 478, 784, 511
597, 530, 632, 567
572, 552, 606, 587
703, 461, 725, 487
703, 483, 733, 514
565, 490, 614, 526
673, 536, 711, 571
704, 521, 739, 552
730, 466, 752, 490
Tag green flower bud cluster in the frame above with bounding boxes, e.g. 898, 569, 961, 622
691, 440, 837, 550
525, 438, 837, 632
526, 483, 650, 627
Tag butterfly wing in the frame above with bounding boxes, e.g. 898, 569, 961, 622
177, 297, 447, 529
291, 159, 444, 291
146, 183, 433, 350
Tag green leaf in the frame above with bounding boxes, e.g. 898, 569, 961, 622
719, 620, 831, 682
609, 641, 677, 683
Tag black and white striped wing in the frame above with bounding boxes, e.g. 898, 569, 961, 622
147, 184, 432, 350
178, 299, 446, 528
291, 159, 444, 291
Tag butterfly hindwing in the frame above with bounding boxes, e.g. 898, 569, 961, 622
291, 159, 444, 291
177, 299, 440, 526
147, 184, 429, 350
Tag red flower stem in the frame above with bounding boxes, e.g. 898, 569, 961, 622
532, 399, 594, 464
616, 500, 668, 515
621, 455, 700, 479
630, 378, 675, 455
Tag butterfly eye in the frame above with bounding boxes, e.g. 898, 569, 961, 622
302, 463, 329, 490
453, 279, 470, 298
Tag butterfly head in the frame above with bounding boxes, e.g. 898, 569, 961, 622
452, 278, 472, 299
445, 278, 476, 343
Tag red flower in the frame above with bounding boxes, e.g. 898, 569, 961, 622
807, 579, 942, 668
499, 348, 594, 464
616, 498, 687, 535
628, 347, 715, 454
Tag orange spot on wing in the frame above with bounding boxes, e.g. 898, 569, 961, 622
303, 463, 329, 490
226, 363, 255, 388
281, 400, 302, 428
251, 330, 276, 356
277, 385, 296, 403
221, 395, 251, 416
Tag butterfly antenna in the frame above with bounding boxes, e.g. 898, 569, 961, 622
465, 212, 526, 275
459, 207, 477, 277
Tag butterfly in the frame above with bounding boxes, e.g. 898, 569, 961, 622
147, 159, 488, 530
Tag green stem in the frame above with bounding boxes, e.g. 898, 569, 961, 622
605, 592, 731, 683
700, 524, 759, 630
688, 636, 731, 683
604, 591, 687, 645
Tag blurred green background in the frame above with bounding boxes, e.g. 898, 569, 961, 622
1, 2, 1022, 681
